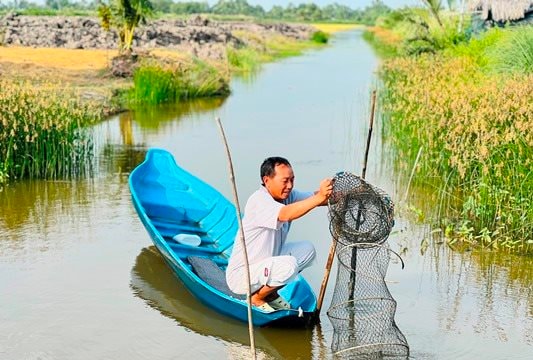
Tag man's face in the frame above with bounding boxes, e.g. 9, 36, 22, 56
263, 164, 294, 201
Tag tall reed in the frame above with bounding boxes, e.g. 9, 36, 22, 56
0, 80, 102, 183
380, 55, 533, 253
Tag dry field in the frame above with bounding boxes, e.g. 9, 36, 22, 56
0, 47, 121, 99
0, 46, 193, 101
0, 47, 190, 70
311, 23, 363, 33
0, 47, 119, 70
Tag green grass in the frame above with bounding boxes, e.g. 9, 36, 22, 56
129, 60, 229, 104
362, 30, 399, 58
447, 27, 504, 66
368, 8, 471, 56
265, 35, 323, 58
486, 26, 533, 74
1, 7, 96, 16
226, 46, 265, 73
226, 31, 325, 74
447, 26, 533, 75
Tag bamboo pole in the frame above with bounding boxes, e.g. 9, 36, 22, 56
315, 89, 377, 318
315, 237, 337, 315
215, 117, 256, 359
362, 90, 377, 180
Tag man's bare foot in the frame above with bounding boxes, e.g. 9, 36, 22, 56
251, 285, 280, 306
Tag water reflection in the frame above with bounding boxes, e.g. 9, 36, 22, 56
429, 244, 533, 345
0, 179, 93, 232
128, 97, 227, 130
130, 246, 321, 359
119, 111, 135, 146
389, 219, 533, 358
99, 144, 147, 175
93, 97, 228, 175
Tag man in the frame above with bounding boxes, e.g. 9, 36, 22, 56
226, 156, 333, 312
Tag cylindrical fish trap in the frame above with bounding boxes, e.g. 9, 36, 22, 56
327, 172, 409, 359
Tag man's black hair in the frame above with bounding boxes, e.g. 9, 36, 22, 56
260, 157, 291, 185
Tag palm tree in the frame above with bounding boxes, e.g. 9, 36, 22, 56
98, 0, 153, 53
421, 0, 444, 27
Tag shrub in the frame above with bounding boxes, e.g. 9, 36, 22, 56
447, 27, 504, 66
311, 30, 329, 44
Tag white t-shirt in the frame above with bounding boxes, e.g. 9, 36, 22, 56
226, 186, 313, 278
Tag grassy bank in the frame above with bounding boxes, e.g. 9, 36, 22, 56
128, 58, 229, 105
374, 15, 533, 253
226, 30, 328, 74
129, 27, 330, 103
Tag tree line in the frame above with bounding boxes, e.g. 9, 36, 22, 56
0, 0, 392, 24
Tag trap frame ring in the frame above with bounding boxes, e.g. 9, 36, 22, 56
336, 242, 405, 271
333, 342, 410, 357
328, 193, 394, 246
326, 296, 398, 321
329, 207, 384, 233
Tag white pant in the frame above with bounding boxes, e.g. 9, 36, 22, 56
230, 241, 316, 295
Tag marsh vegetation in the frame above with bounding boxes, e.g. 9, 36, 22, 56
0, 80, 103, 183
368, 5, 533, 254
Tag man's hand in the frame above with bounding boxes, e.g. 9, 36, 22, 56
317, 178, 334, 204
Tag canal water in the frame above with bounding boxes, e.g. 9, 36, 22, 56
1, 30, 532, 359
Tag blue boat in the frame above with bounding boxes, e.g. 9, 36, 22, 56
128, 148, 318, 327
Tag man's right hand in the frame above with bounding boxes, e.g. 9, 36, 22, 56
317, 178, 334, 204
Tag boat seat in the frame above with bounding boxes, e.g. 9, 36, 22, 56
188, 256, 245, 300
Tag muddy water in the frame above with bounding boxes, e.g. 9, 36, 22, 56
1, 31, 531, 359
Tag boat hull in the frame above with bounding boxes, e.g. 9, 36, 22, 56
129, 148, 317, 327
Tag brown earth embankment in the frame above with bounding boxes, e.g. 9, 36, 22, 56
0, 13, 315, 61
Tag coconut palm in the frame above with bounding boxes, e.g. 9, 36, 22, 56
98, 0, 153, 53
421, 0, 444, 27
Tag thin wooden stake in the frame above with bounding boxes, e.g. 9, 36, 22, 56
315, 238, 337, 314
362, 90, 377, 180
216, 117, 256, 359
315, 89, 377, 318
